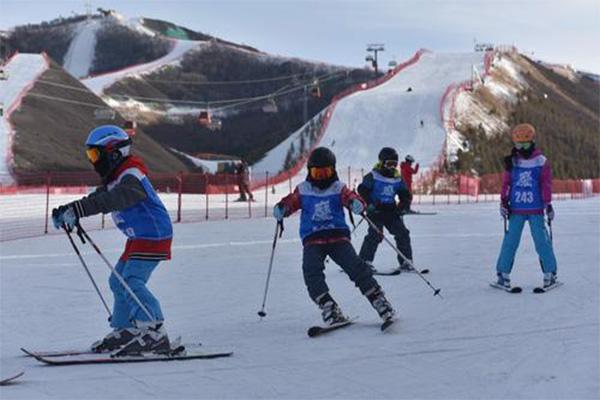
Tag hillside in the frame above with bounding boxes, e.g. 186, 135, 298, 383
450, 50, 600, 179
7, 57, 190, 179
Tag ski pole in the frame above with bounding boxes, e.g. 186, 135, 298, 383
76, 224, 155, 322
257, 221, 283, 318
362, 214, 442, 298
62, 225, 112, 318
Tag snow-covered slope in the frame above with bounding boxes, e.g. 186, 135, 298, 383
62, 19, 102, 79
0, 198, 598, 398
81, 39, 204, 95
254, 52, 485, 176
0, 54, 48, 185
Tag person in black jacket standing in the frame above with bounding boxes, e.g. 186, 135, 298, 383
358, 147, 414, 273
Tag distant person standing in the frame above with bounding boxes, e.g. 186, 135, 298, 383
400, 155, 419, 210
235, 160, 254, 202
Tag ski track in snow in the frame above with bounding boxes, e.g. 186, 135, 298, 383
0, 198, 598, 398
63, 20, 102, 79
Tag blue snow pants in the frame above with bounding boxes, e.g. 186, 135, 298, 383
495, 214, 557, 275
109, 259, 164, 329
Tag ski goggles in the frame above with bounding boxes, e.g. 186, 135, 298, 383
514, 142, 532, 150
309, 166, 335, 180
383, 160, 398, 168
85, 147, 102, 164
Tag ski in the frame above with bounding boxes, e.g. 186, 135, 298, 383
307, 317, 357, 338
490, 283, 522, 293
21, 347, 232, 366
381, 318, 395, 332
403, 210, 438, 216
533, 281, 563, 293
21, 336, 191, 358
0, 371, 24, 386
374, 267, 429, 276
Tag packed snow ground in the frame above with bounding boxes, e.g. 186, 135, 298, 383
0, 54, 48, 185
1, 198, 598, 399
63, 19, 102, 79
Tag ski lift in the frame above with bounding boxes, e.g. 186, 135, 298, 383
0, 68, 7, 80
209, 118, 222, 131
387, 60, 397, 73
309, 79, 322, 98
123, 120, 137, 136
198, 111, 211, 127
262, 98, 278, 113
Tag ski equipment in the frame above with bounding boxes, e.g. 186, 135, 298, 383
308, 317, 357, 338
257, 221, 283, 318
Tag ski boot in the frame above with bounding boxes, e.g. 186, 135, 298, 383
496, 272, 512, 289
365, 285, 395, 322
113, 322, 171, 357
316, 293, 348, 326
397, 260, 414, 273
543, 272, 557, 288
91, 328, 140, 353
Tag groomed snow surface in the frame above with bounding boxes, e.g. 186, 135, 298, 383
1, 198, 598, 399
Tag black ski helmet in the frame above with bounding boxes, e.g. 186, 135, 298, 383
307, 147, 336, 168
378, 147, 398, 162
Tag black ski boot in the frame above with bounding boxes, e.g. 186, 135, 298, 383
91, 328, 139, 353
365, 285, 395, 322
316, 292, 348, 326
112, 323, 170, 357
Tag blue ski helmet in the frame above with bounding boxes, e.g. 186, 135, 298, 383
85, 125, 132, 179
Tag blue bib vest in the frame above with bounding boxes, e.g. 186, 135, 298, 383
370, 171, 405, 204
509, 155, 545, 212
298, 181, 349, 240
108, 168, 173, 240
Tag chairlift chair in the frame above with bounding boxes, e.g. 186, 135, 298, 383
209, 118, 222, 131
123, 120, 137, 136
262, 98, 278, 113
198, 111, 211, 127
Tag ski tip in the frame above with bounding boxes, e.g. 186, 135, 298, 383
307, 327, 321, 337
381, 319, 395, 332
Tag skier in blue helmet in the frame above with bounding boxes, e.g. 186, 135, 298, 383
52, 125, 173, 356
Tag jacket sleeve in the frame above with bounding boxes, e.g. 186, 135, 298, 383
71, 174, 148, 217
278, 187, 302, 216
341, 185, 365, 208
412, 163, 419, 174
357, 173, 374, 204
540, 160, 553, 206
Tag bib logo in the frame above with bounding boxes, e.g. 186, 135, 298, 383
312, 200, 333, 222
516, 171, 533, 188
382, 185, 396, 197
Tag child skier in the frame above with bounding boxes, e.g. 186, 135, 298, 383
358, 147, 414, 273
494, 123, 558, 290
273, 147, 395, 326
52, 125, 173, 355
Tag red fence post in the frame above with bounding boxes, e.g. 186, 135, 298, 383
205, 174, 209, 220
225, 174, 229, 219
457, 176, 461, 204
432, 175, 436, 205
176, 172, 183, 223
264, 171, 269, 218
44, 171, 51, 234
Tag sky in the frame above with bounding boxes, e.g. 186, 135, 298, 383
1, 0, 599, 73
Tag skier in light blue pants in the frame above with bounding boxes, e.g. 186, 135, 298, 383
109, 259, 164, 329
494, 123, 558, 289
496, 214, 557, 276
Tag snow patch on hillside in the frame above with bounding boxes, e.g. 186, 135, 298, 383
63, 19, 102, 79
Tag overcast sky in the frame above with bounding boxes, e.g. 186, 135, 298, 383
1, 0, 599, 72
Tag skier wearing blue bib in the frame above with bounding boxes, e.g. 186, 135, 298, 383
52, 125, 173, 355
495, 123, 558, 290
358, 147, 414, 273
273, 147, 396, 327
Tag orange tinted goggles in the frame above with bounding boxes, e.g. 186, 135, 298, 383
85, 147, 101, 164
309, 166, 335, 180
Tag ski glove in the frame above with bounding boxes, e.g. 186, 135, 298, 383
272, 204, 286, 221
350, 199, 365, 215
52, 204, 79, 231
546, 204, 554, 221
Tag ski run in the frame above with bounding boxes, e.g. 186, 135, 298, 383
1, 199, 598, 398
